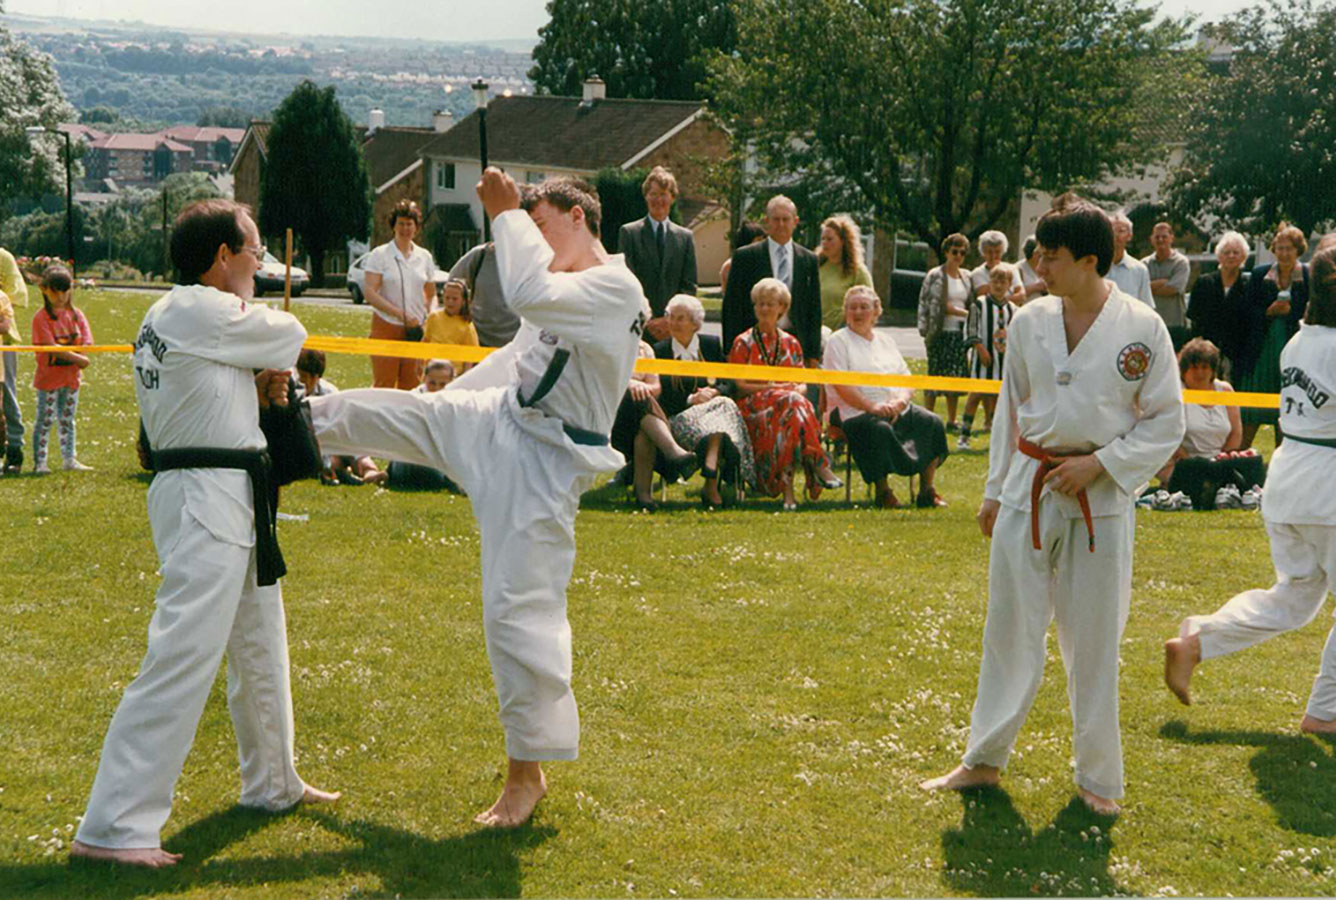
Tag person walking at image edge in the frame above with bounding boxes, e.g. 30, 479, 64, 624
307, 170, 647, 829
921, 194, 1184, 815
1164, 246, 1336, 732
70, 199, 339, 869
1, 246, 27, 474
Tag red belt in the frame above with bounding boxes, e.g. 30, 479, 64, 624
1017, 437, 1095, 553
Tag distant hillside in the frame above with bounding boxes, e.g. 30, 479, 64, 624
2, 13, 536, 131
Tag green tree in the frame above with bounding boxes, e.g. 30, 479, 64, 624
530, 0, 736, 100
710, 0, 1196, 261
1166, 1, 1336, 238
0, 25, 77, 220
259, 80, 371, 286
197, 105, 251, 128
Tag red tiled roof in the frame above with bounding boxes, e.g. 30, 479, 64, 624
91, 133, 193, 153
159, 125, 246, 144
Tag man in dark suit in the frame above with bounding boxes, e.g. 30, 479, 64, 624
618, 166, 697, 342
721, 195, 822, 364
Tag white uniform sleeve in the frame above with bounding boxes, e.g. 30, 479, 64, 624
1093, 318, 1185, 494
984, 315, 1028, 501
308, 388, 448, 469
444, 338, 520, 393
492, 209, 607, 345
205, 300, 307, 371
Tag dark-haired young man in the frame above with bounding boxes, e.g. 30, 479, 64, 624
72, 200, 339, 868
921, 195, 1184, 814
310, 170, 648, 828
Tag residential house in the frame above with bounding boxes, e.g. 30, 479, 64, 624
418, 78, 730, 279
158, 125, 247, 173
84, 133, 194, 187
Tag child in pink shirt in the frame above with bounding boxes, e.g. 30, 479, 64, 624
31, 265, 92, 473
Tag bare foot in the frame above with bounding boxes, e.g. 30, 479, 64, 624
1078, 787, 1121, 815
1164, 632, 1201, 706
475, 760, 547, 828
919, 763, 1000, 792
363, 470, 389, 485
302, 784, 342, 804
1301, 714, 1336, 734
69, 841, 182, 868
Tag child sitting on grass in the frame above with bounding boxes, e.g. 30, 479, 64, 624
959, 262, 1018, 450
294, 348, 388, 486
31, 265, 93, 473
423, 278, 478, 371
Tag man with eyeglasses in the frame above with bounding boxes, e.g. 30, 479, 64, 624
72, 199, 339, 868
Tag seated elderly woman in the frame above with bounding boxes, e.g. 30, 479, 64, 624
610, 338, 699, 511
824, 285, 950, 508
729, 277, 842, 510
1153, 338, 1266, 510
653, 294, 756, 508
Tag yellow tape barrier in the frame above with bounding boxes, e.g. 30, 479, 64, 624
5, 337, 1281, 410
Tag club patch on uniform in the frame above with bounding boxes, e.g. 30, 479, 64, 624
1116, 342, 1151, 381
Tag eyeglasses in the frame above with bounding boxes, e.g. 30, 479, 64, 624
241, 244, 266, 259
948, 249, 966, 257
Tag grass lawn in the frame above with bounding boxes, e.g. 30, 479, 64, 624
2, 289, 1333, 898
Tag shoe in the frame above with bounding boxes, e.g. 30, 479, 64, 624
1215, 484, 1243, 510
1152, 490, 1190, 511
946, 421, 960, 434
1240, 486, 1262, 510
4, 446, 22, 475
782, 500, 799, 511
634, 496, 659, 513
1136, 490, 1157, 509
876, 487, 901, 509
957, 434, 971, 450
916, 489, 948, 508
336, 469, 365, 486
63, 459, 94, 471
815, 468, 843, 490
666, 452, 699, 483
34, 462, 51, 475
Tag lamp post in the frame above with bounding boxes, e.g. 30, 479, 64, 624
25, 125, 75, 274
472, 78, 490, 242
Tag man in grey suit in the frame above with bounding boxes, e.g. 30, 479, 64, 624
618, 166, 697, 342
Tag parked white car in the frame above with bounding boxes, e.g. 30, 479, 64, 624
346, 251, 447, 304
253, 251, 309, 296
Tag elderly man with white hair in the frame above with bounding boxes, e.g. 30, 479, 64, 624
970, 230, 1026, 304
1186, 231, 1251, 378
653, 293, 755, 508
1106, 210, 1154, 307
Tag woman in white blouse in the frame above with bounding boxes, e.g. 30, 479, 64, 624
827, 285, 950, 509
363, 200, 437, 389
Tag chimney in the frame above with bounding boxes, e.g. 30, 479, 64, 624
432, 109, 453, 133
367, 108, 385, 134
581, 76, 606, 106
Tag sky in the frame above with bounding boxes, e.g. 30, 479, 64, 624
5, 0, 1260, 44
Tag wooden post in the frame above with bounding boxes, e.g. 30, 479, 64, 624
283, 228, 293, 312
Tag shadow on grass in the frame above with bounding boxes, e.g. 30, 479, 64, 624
940, 786, 1120, 896
1161, 719, 1336, 835
0, 804, 553, 899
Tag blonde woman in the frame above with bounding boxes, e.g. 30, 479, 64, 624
817, 215, 873, 329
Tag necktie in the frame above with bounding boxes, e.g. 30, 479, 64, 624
656, 221, 666, 260
776, 245, 789, 286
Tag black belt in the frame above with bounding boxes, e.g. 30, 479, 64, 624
1286, 433, 1336, 449
150, 447, 286, 587
515, 349, 609, 446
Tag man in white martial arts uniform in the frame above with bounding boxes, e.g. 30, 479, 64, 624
1166, 247, 1336, 730
922, 195, 1184, 814
309, 169, 646, 828
71, 200, 338, 868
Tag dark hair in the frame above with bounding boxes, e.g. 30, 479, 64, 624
1022, 235, 1038, 259
40, 264, 74, 318
732, 221, 765, 250
940, 233, 969, 257
1178, 337, 1221, 377
1035, 193, 1114, 276
389, 199, 422, 229
296, 348, 326, 377
520, 177, 602, 237
172, 199, 249, 285
1306, 246, 1336, 327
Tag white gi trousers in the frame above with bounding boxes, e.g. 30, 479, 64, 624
1184, 523, 1336, 719
76, 476, 304, 849
311, 385, 614, 761
962, 501, 1135, 800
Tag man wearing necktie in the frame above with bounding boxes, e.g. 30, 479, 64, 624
618, 166, 698, 342
721, 195, 823, 366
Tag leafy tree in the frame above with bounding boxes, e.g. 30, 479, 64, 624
709, 0, 1196, 261
0, 26, 77, 220
259, 80, 371, 286
197, 105, 252, 128
1166, 1, 1336, 238
79, 106, 120, 124
530, 0, 736, 100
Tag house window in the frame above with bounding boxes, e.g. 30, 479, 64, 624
436, 162, 456, 190
526, 170, 545, 184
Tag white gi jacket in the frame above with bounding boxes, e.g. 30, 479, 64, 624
1263, 323, 1336, 525
133, 285, 307, 551
985, 287, 1185, 518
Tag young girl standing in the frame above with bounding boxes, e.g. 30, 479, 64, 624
31, 265, 92, 473
423, 278, 479, 371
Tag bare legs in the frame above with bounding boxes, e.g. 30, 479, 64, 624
632, 415, 694, 506
475, 758, 548, 828
701, 433, 724, 506
924, 390, 961, 428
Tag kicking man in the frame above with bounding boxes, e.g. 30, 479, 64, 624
921, 195, 1184, 814
309, 169, 647, 827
